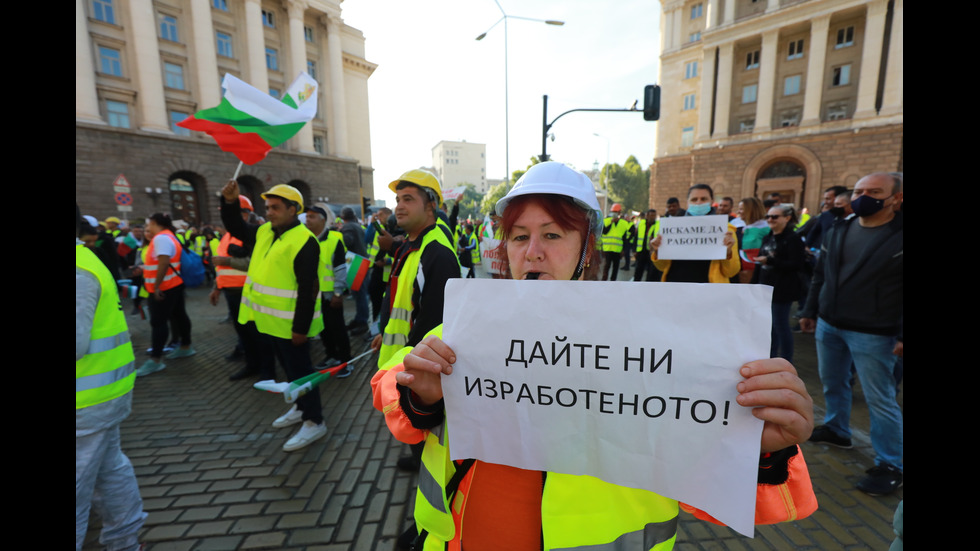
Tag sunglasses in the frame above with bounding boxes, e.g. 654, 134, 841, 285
765, 214, 785, 220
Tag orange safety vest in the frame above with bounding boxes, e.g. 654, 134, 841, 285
143, 229, 183, 293
215, 232, 248, 289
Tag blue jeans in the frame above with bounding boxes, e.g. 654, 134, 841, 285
816, 318, 903, 471
770, 301, 794, 362
352, 272, 371, 324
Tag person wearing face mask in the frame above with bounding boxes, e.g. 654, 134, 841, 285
800, 172, 903, 497
649, 184, 741, 283
371, 163, 818, 550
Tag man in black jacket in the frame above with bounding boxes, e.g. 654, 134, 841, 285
800, 173, 903, 496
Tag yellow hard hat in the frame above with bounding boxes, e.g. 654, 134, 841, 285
261, 184, 304, 212
388, 169, 443, 205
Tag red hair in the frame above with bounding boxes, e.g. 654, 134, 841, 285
496, 194, 601, 280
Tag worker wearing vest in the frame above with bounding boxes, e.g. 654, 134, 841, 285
371, 162, 818, 550
76, 213, 146, 550
366, 207, 395, 325
457, 224, 478, 279
601, 203, 631, 281
633, 209, 662, 282
138, 213, 194, 377
221, 180, 328, 452
306, 202, 353, 376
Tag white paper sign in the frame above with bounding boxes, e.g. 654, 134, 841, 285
479, 237, 504, 275
441, 279, 771, 537
657, 215, 729, 260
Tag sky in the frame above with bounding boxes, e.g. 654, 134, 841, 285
340, 0, 663, 205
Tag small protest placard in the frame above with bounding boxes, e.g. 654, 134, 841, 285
480, 237, 504, 275
657, 215, 729, 260
441, 279, 771, 536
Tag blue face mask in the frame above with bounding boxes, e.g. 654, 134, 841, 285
687, 203, 712, 216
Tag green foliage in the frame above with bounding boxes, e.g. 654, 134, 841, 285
452, 183, 485, 220
480, 181, 509, 215
510, 156, 542, 186
600, 155, 650, 213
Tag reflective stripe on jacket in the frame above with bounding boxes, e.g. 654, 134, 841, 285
238, 223, 324, 339
602, 218, 630, 254
215, 232, 248, 289
318, 230, 345, 294
77, 244, 136, 409
143, 229, 183, 293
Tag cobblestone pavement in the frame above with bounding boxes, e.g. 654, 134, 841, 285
83, 266, 902, 550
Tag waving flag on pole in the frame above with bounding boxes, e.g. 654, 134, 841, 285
178, 73, 318, 165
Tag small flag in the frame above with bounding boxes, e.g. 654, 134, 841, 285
117, 233, 140, 258
346, 252, 370, 292
481, 214, 494, 239
178, 73, 318, 165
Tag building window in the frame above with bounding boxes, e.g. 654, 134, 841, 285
788, 39, 804, 60
826, 102, 849, 120
98, 46, 122, 76
835, 26, 855, 49
689, 31, 701, 43
159, 15, 179, 42
306, 60, 317, 79
313, 135, 324, 154
164, 62, 184, 89
745, 50, 759, 70
684, 61, 699, 79
262, 10, 275, 28
780, 110, 800, 128
739, 118, 755, 133
266, 48, 279, 71
170, 111, 190, 136
832, 64, 851, 86
106, 100, 130, 128
683, 93, 696, 111
92, 0, 115, 24
269, 88, 280, 99
783, 75, 801, 96
212, 0, 228, 10
304, 26, 314, 42
690, 3, 703, 19
216, 31, 233, 57
681, 127, 695, 147
742, 84, 758, 104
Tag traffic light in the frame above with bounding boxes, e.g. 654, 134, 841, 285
362, 196, 372, 218
643, 84, 661, 121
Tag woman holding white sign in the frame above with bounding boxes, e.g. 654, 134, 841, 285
648, 184, 742, 283
371, 162, 816, 551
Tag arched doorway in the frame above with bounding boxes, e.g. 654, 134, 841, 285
285, 180, 312, 211
168, 171, 207, 227
755, 160, 806, 207
741, 144, 823, 210
237, 175, 265, 218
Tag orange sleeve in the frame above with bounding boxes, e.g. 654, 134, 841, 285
370, 365, 428, 445
680, 445, 818, 525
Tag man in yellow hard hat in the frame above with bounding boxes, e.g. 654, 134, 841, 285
221, 180, 327, 452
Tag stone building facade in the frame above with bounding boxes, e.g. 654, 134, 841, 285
650, 0, 903, 211
76, 0, 376, 226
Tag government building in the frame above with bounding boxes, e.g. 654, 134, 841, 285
650, 0, 902, 211
76, 0, 376, 226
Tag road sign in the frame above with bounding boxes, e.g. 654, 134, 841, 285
113, 174, 131, 193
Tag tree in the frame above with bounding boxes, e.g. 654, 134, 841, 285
601, 155, 650, 212
453, 183, 484, 220
480, 181, 509, 215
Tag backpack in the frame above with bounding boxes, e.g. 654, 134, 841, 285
176, 243, 206, 288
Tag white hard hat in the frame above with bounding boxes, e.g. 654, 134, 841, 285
496, 162, 601, 231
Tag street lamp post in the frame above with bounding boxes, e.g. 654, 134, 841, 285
593, 132, 611, 192
476, 1, 563, 185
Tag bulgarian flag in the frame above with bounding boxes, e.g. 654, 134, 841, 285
116, 233, 140, 258
481, 214, 494, 239
346, 251, 370, 292
177, 73, 318, 165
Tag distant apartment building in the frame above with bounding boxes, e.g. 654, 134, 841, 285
650, 0, 902, 211
431, 140, 488, 194
76, 0, 376, 226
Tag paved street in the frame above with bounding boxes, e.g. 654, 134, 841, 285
83, 268, 902, 550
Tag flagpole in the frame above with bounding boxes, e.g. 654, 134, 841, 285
231, 161, 244, 181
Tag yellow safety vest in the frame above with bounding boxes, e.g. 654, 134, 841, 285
378, 226, 456, 368
238, 223, 324, 340
467, 233, 480, 265
634, 219, 660, 252
406, 327, 680, 551
76, 244, 136, 410
601, 218, 630, 254
318, 230, 345, 294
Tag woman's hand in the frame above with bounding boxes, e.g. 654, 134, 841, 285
650, 235, 662, 251
736, 358, 814, 453
396, 335, 457, 407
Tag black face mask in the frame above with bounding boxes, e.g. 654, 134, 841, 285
829, 207, 846, 218
852, 194, 890, 218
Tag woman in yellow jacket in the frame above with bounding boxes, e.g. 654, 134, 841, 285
650, 184, 741, 283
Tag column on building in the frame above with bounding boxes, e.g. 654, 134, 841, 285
286, 0, 315, 153
76, 0, 103, 123
696, 46, 716, 141
326, 14, 348, 158
766, 0, 779, 13
753, 29, 779, 133
722, 0, 735, 26
243, 0, 269, 93
129, 0, 170, 132
853, 0, 888, 119
879, 0, 903, 117
672, 8, 683, 50
188, 0, 221, 108
714, 42, 734, 138
801, 15, 830, 126
705, 0, 719, 30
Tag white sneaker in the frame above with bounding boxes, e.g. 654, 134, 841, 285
271, 405, 303, 428
283, 421, 327, 452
